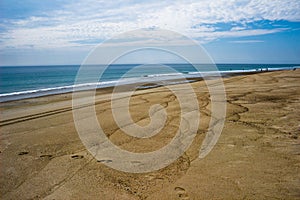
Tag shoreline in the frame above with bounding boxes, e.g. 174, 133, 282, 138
1, 68, 296, 103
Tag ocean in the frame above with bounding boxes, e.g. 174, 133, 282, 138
0, 64, 298, 102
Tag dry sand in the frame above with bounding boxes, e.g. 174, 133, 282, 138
0, 69, 299, 199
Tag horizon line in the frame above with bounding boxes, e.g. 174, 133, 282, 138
1, 63, 300, 67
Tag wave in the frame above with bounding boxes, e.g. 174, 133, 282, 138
0, 80, 121, 102
0, 81, 118, 97
143, 73, 183, 77
188, 66, 299, 75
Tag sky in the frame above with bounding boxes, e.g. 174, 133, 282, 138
0, 0, 300, 66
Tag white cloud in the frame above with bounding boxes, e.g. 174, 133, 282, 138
230, 27, 247, 31
1, 0, 299, 49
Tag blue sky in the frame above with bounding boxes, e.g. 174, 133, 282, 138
0, 0, 300, 65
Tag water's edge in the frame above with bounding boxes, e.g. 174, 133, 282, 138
1, 66, 298, 103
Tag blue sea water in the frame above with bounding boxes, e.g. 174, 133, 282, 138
0, 64, 298, 102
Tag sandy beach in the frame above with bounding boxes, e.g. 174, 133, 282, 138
1, 69, 299, 199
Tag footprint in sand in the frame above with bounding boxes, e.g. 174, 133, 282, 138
97, 159, 112, 163
71, 155, 84, 159
174, 186, 190, 200
18, 151, 29, 155
39, 154, 53, 159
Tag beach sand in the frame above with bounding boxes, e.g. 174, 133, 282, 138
1, 69, 299, 199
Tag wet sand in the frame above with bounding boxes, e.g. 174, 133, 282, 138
1, 69, 299, 199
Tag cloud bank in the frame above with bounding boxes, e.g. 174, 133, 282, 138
0, 0, 300, 49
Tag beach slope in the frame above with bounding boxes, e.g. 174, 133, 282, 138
1, 69, 299, 199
